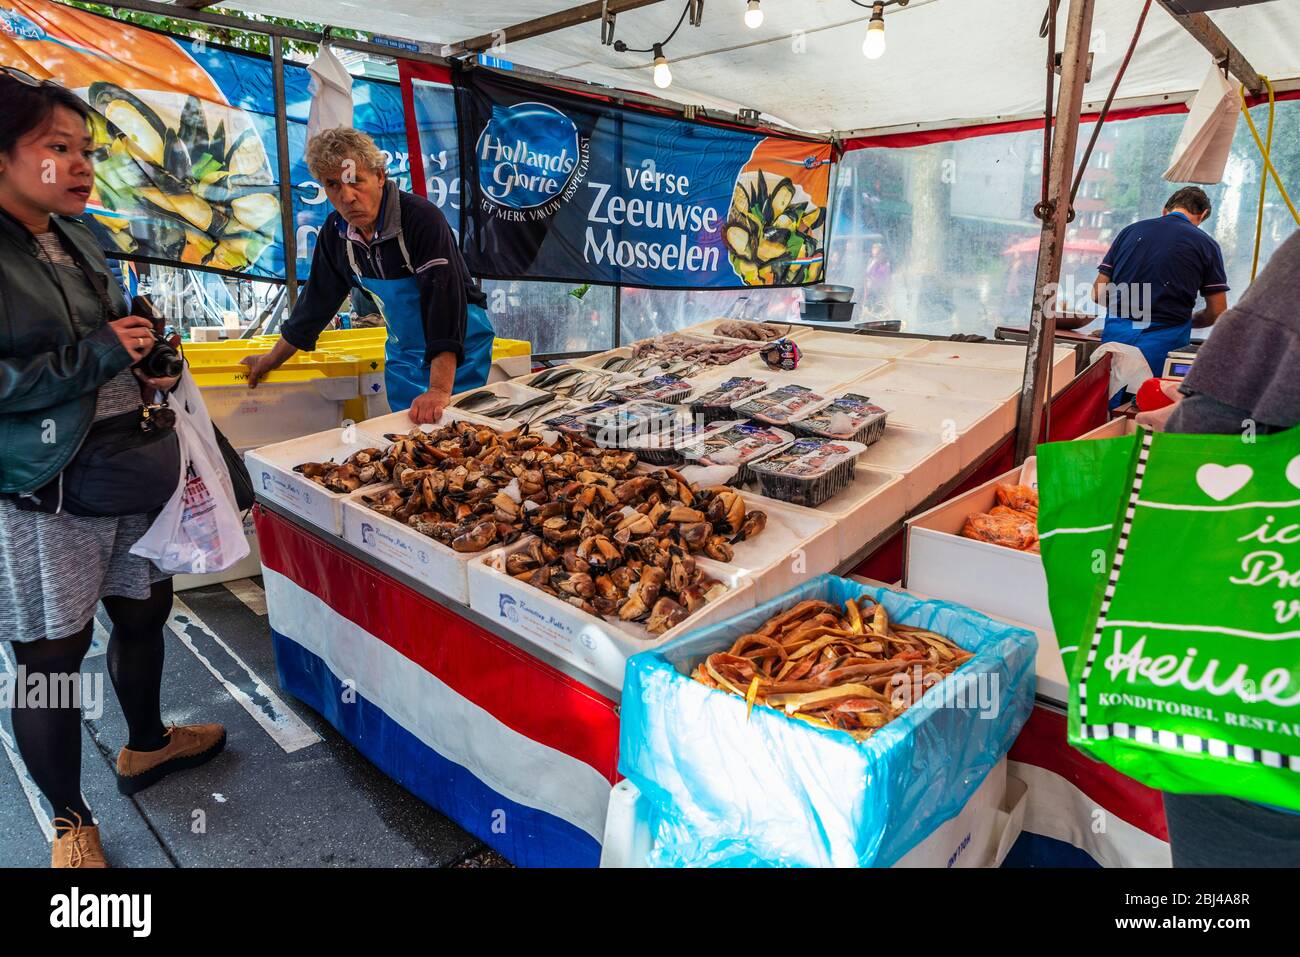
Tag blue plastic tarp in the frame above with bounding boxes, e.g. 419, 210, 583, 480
618, 575, 1037, 867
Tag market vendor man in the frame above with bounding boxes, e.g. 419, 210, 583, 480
242, 127, 492, 422
1070, 186, 1229, 378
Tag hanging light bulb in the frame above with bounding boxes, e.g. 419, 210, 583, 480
862, 2, 886, 59
652, 42, 672, 88
744, 0, 764, 29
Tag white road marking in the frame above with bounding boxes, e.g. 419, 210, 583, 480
223, 578, 267, 617
0, 645, 56, 843
168, 597, 321, 753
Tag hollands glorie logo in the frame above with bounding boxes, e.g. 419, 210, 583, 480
476, 102, 589, 217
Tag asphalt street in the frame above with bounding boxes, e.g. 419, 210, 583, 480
0, 576, 507, 868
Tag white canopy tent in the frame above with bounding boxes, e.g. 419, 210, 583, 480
219, 0, 1300, 135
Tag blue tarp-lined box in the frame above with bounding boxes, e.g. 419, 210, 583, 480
618, 574, 1037, 867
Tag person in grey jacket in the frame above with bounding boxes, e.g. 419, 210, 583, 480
0, 69, 225, 868
1161, 229, 1300, 866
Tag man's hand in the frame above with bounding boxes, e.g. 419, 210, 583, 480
241, 338, 300, 389
240, 354, 278, 389
409, 388, 452, 425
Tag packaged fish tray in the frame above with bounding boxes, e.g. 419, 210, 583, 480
540, 399, 621, 436
578, 400, 680, 447
690, 376, 769, 424
791, 393, 889, 445
750, 438, 868, 507
624, 415, 730, 466
612, 373, 696, 404
679, 421, 795, 487
730, 383, 832, 426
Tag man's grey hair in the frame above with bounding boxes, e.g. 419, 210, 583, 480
305, 127, 387, 180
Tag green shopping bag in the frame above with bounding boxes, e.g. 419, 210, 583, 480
1037, 424, 1300, 809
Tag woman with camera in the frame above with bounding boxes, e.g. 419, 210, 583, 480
0, 70, 225, 868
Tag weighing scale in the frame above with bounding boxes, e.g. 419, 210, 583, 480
1162, 347, 1199, 380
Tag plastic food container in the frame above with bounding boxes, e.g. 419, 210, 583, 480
624, 415, 730, 466
731, 383, 831, 426
579, 400, 679, 447
541, 399, 621, 435
690, 377, 769, 423
679, 421, 795, 486
791, 393, 889, 445
749, 438, 867, 507
612, 374, 696, 404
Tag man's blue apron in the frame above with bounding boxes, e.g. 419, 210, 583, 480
344, 226, 493, 412
1100, 317, 1190, 382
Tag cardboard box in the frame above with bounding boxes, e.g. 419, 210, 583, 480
1078, 416, 1140, 441
245, 425, 388, 535
467, 540, 756, 690
599, 751, 1028, 868
904, 459, 1051, 630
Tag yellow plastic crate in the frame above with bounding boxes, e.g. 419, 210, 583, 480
493, 337, 530, 359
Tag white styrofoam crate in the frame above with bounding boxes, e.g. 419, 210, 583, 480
740, 463, 905, 562
862, 389, 1010, 470
245, 425, 387, 534
468, 540, 756, 690
904, 460, 1052, 630
488, 353, 533, 382
854, 359, 1025, 404
859, 424, 963, 511
731, 350, 891, 391
358, 406, 499, 437
905, 341, 1076, 395
340, 484, 495, 605
443, 379, 556, 426
787, 330, 931, 359
727, 495, 838, 603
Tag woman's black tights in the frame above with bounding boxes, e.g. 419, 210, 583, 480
10, 579, 172, 827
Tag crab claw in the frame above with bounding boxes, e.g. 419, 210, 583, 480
646, 596, 688, 635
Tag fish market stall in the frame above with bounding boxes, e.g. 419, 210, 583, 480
249, 322, 1102, 866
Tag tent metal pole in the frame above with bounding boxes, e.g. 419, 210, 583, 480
1014, 0, 1096, 462
447, 0, 669, 55
271, 34, 298, 308
1156, 2, 1263, 95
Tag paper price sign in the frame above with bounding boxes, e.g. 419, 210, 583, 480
1037, 426, 1300, 810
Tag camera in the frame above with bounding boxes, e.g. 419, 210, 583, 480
130, 295, 185, 380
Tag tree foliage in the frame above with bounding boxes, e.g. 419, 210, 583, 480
67, 2, 361, 58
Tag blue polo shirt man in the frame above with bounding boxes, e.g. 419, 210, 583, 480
1090, 186, 1229, 378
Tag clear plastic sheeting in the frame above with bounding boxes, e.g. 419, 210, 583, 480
618, 574, 1036, 867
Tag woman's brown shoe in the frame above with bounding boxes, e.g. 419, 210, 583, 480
51, 815, 108, 868
115, 723, 227, 796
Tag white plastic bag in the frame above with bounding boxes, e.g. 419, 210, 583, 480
1164, 62, 1240, 184
131, 369, 250, 575
306, 44, 354, 141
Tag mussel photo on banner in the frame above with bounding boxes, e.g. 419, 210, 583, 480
0, 0, 417, 280
453, 68, 832, 290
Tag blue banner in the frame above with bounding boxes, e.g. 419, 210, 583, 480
455, 69, 832, 289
